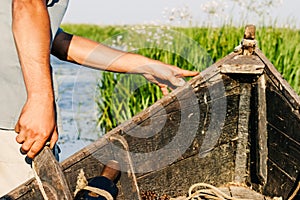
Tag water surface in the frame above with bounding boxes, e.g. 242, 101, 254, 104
52, 57, 103, 161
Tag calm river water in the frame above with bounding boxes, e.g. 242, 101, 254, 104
52, 56, 103, 161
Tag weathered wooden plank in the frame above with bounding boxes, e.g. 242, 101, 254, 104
265, 82, 300, 142
3, 180, 43, 200
261, 70, 300, 199
33, 146, 73, 200
137, 143, 236, 197
234, 83, 251, 183
256, 48, 300, 111
227, 186, 274, 200
245, 71, 300, 198
256, 75, 268, 185
118, 95, 239, 154
191, 52, 237, 82
268, 124, 300, 181
220, 55, 265, 74
263, 160, 296, 199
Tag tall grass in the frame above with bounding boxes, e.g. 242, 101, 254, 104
257, 27, 300, 89
61, 24, 300, 132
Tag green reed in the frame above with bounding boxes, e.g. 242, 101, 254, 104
61, 24, 300, 132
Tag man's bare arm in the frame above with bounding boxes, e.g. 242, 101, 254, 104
52, 32, 155, 73
52, 31, 199, 95
12, 0, 58, 158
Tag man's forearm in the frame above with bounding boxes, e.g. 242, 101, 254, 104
12, 0, 58, 157
12, 0, 54, 99
52, 33, 156, 74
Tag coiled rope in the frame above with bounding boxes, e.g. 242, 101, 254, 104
170, 183, 283, 200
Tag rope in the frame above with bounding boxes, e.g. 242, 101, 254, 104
74, 169, 113, 200
170, 183, 282, 200
32, 161, 49, 200
83, 186, 113, 200
74, 169, 88, 197
187, 183, 239, 200
288, 181, 300, 200
108, 133, 141, 200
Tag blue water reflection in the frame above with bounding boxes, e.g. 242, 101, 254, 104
52, 56, 103, 161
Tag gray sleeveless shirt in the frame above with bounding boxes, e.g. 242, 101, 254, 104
0, 0, 69, 129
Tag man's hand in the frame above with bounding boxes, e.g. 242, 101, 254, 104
139, 62, 199, 95
15, 95, 58, 159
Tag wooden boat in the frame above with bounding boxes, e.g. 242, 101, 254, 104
2, 25, 299, 200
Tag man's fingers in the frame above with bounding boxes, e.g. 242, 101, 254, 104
157, 83, 169, 96
178, 69, 199, 77
16, 132, 26, 144
143, 69, 197, 95
143, 74, 159, 85
49, 127, 58, 149
15, 128, 57, 158
160, 86, 169, 96
27, 140, 46, 159
20, 137, 35, 155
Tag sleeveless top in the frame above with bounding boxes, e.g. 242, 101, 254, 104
0, 0, 69, 129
